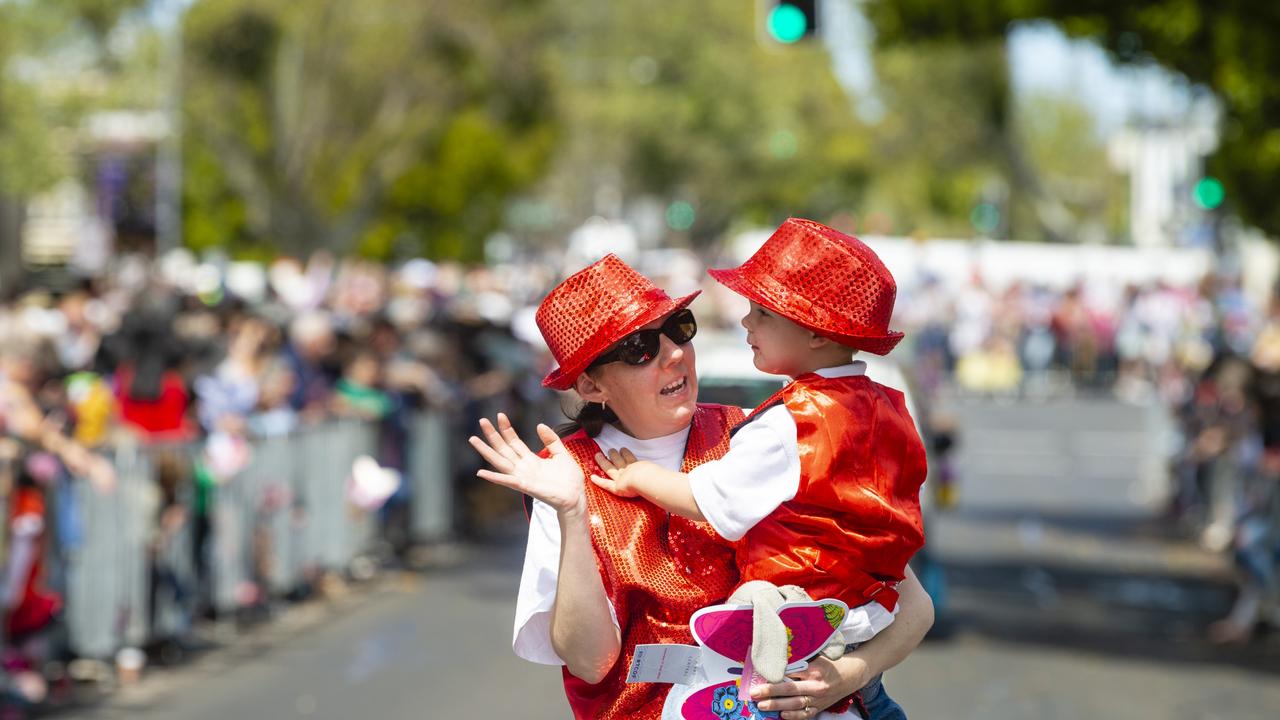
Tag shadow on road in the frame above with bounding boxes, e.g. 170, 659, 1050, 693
944, 505, 1191, 544
935, 556, 1280, 674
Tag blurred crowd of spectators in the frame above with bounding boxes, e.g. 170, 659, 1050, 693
0, 247, 1277, 711
892, 268, 1279, 644
0, 251, 568, 712
894, 271, 1253, 404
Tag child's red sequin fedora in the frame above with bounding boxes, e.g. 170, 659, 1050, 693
537, 254, 700, 390
708, 218, 903, 355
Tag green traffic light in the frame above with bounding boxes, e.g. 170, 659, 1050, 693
666, 201, 695, 231
1193, 176, 1224, 210
970, 202, 1000, 235
767, 4, 808, 44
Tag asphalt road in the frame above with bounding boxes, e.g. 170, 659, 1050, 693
68, 396, 1280, 720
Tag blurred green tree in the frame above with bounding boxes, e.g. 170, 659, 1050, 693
542, 0, 877, 245
0, 0, 146, 196
868, 0, 1280, 239
0, 0, 147, 287
540, 1, 1110, 245
1013, 93, 1129, 243
865, 38, 1127, 243
862, 41, 1010, 239
181, 0, 559, 261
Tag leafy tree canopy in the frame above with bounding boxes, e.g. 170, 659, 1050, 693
0, 0, 147, 195
181, 0, 559, 261
867, 0, 1280, 238
542, 0, 878, 245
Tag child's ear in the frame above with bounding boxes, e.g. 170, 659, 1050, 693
574, 371, 608, 404
809, 333, 833, 350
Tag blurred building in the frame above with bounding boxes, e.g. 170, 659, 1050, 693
1107, 112, 1219, 248
14, 110, 167, 287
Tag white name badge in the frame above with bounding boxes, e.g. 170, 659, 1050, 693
626, 644, 701, 684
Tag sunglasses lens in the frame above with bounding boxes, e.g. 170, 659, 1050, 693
666, 310, 697, 344
617, 332, 660, 365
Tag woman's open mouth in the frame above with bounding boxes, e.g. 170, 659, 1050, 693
659, 376, 688, 396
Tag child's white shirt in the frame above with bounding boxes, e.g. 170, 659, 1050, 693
688, 362, 863, 541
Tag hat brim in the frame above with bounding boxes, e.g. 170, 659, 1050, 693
541, 290, 702, 390
708, 267, 903, 356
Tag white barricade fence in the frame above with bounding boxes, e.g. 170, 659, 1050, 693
409, 411, 452, 542
59, 411, 453, 657
64, 438, 151, 659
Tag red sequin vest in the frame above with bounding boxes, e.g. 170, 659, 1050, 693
559, 403, 744, 720
738, 374, 927, 611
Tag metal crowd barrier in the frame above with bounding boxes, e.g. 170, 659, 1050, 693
408, 412, 452, 541
64, 438, 152, 659
57, 412, 452, 660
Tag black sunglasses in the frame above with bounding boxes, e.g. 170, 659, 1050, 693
590, 309, 698, 368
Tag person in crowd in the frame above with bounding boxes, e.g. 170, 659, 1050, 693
147, 449, 194, 642
591, 219, 925, 718
284, 310, 339, 422
194, 316, 271, 483
194, 317, 268, 437
54, 285, 102, 374
1210, 297, 1280, 642
112, 306, 193, 441
0, 339, 113, 490
470, 254, 933, 720
249, 359, 301, 438
2, 454, 63, 708
333, 349, 392, 421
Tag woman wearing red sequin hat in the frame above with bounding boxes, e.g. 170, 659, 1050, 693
591, 219, 927, 719
469, 253, 933, 720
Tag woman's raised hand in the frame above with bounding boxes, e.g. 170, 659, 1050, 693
469, 413, 586, 516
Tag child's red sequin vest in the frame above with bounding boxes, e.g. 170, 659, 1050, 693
559, 403, 743, 720
738, 373, 927, 612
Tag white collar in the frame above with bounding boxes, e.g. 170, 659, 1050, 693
596, 422, 691, 454
810, 360, 867, 379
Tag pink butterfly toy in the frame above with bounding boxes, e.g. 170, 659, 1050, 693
680, 599, 848, 720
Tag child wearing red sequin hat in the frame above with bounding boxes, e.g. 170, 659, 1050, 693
594, 218, 927, 719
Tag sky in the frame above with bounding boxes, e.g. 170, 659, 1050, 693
1006, 21, 1206, 136
826, 3, 1209, 138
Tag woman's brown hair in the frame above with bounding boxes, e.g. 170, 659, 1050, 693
555, 399, 618, 439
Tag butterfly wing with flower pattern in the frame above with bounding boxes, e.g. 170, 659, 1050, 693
682, 680, 772, 720
681, 600, 847, 720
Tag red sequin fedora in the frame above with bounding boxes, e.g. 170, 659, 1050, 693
537, 254, 700, 390
708, 218, 904, 355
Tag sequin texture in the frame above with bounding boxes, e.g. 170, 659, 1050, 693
558, 404, 744, 720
